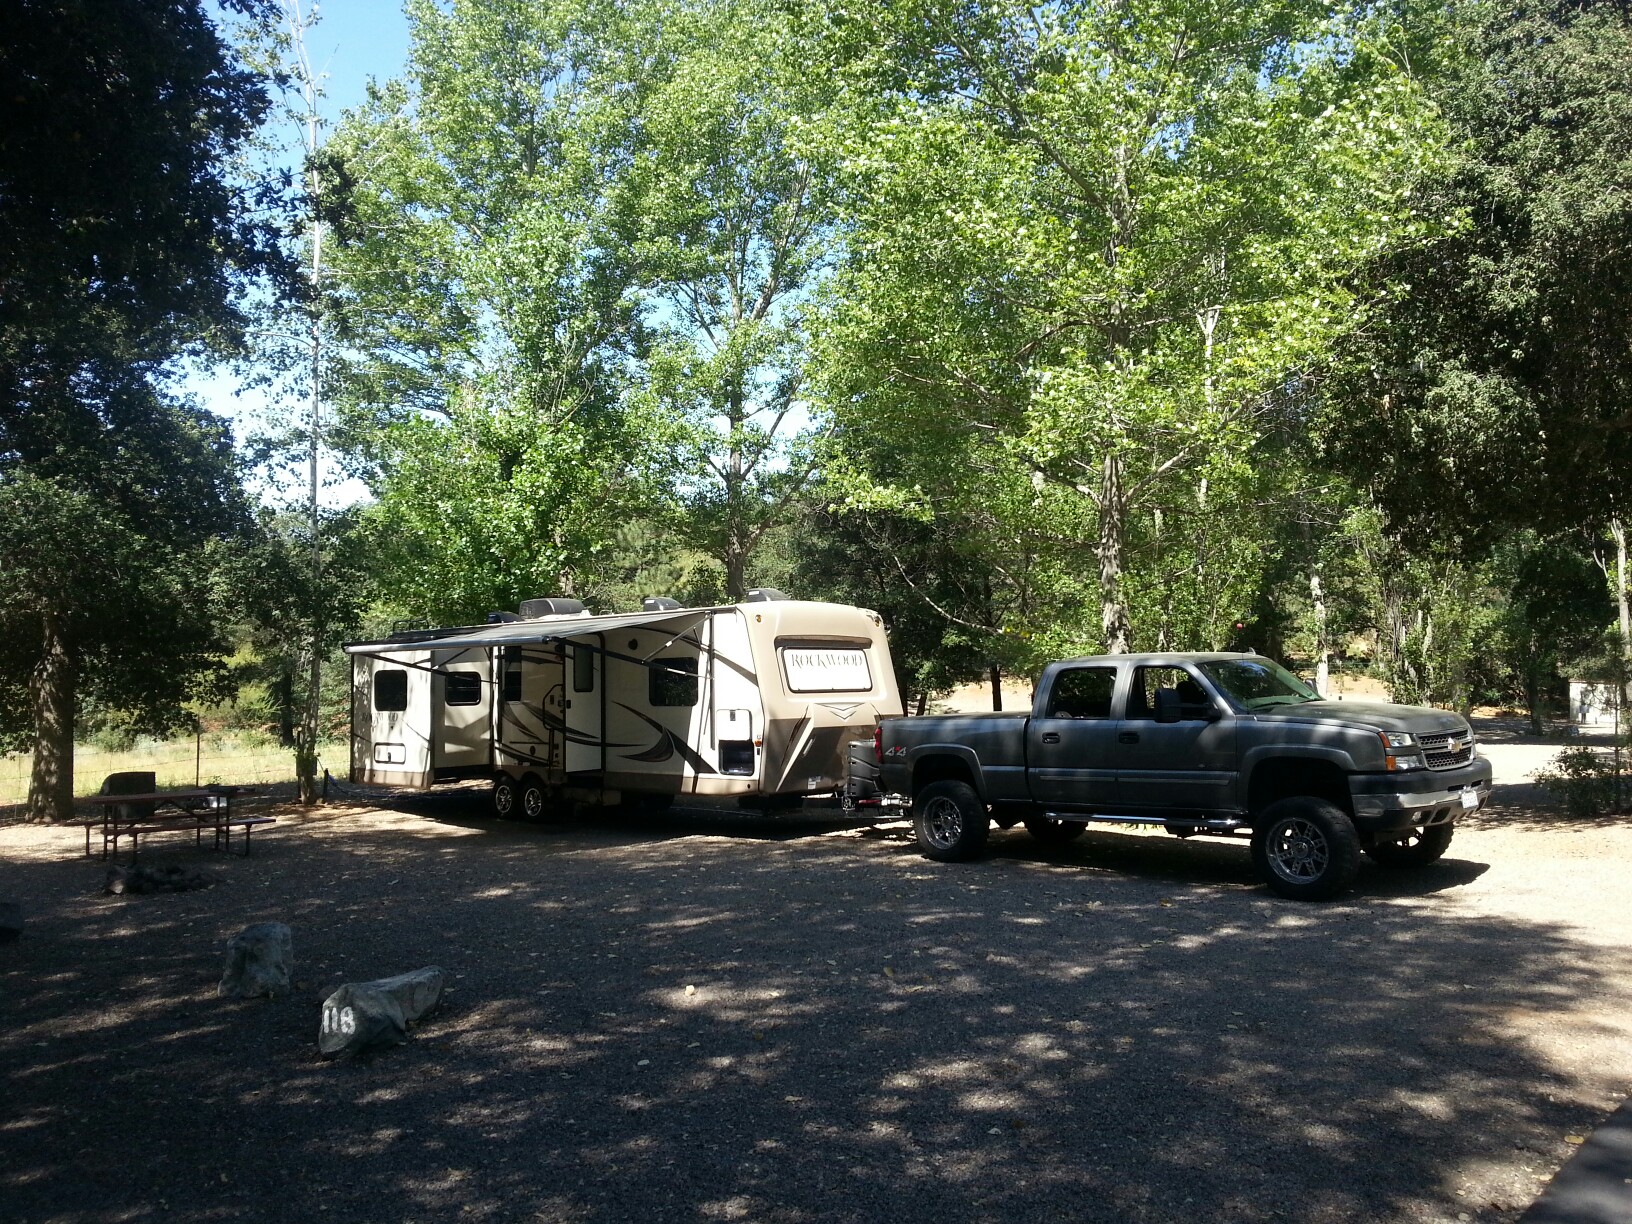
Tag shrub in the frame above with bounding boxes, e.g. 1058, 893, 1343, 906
1534, 745, 1626, 818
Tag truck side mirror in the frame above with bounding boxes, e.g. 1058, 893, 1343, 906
1154, 688, 1182, 724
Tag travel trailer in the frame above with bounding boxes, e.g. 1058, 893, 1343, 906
345, 593, 903, 818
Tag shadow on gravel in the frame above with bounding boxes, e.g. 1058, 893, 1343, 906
0, 810, 1623, 1224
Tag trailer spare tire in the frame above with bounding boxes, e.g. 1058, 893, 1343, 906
913, 779, 990, 862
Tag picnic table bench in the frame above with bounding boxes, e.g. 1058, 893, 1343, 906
81, 783, 273, 861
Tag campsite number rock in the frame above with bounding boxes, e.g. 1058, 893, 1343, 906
318, 967, 445, 1059
321, 1004, 357, 1037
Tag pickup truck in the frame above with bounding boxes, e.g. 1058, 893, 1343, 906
877, 653, 1493, 900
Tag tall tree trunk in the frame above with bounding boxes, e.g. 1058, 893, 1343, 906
27, 610, 75, 823
724, 538, 748, 603
989, 663, 1003, 712
1098, 453, 1131, 653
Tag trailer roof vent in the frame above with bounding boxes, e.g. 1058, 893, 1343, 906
744, 588, 790, 603
486, 611, 521, 624
520, 597, 587, 619
642, 596, 683, 611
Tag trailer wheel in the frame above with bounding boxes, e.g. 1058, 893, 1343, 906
491, 775, 519, 819
1250, 797, 1361, 901
519, 775, 550, 823
1024, 815, 1087, 846
1364, 821, 1454, 868
913, 780, 990, 862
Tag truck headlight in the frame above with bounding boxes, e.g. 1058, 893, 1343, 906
1380, 731, 1416, 749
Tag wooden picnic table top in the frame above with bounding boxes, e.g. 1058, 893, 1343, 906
82, 787, 253, 808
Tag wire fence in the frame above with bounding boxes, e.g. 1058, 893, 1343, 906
0, 734, 348, 821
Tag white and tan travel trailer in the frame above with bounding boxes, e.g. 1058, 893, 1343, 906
346, 595, 903, 817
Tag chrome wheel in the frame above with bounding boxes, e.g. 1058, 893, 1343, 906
521, 779, 547, 822
922, 795, 964, 851
1264, 817, 1329, 883
1250, 797, 1361, 901
492, 778, 517, 818
912, 780, 990, 862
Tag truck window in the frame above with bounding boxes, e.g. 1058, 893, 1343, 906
1128, 666, 1213, 720
1045, 667, 1116, 718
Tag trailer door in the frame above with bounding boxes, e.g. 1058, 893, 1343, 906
564, 639, 603, 774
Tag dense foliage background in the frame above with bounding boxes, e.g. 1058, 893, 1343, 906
5, 0, 1632, 815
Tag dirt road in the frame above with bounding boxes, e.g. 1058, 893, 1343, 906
1, 727, 1627, 1223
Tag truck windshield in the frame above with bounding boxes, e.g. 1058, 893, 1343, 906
1197, 658, 1321, 710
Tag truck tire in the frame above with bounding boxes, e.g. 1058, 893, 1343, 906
1024, 815, 1087, 846
914, 780, 990, 862
1364, 821, 1454, 868
491, 775, 518, 819
1250, 797, 1361, 901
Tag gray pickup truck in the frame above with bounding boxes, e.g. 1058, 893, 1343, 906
877, 653, 1493, 900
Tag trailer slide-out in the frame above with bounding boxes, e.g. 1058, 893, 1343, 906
345, 593, 903, 818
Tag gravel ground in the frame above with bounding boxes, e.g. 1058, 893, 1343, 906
2, 723, 1630, 1224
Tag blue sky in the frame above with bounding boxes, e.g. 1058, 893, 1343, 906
296, 0, 412, 116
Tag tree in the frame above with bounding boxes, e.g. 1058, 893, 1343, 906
0, 0, 278, 821
324, 0, 666, 623
813, 0, 1445, 653
1325, 0, 1632, 540
607, 0, 838, 599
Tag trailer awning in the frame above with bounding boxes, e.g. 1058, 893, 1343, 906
344, 606, 725, 654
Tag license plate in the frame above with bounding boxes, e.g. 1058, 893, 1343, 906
1460, 788, 1480, 811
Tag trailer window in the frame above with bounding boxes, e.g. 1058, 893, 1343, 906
373, 669, 408, 712
779, 647, 873, 693
501, 647, 522, 702
572, 644, 595, 692
444, 671, 481, 706
650, 657, 698, 707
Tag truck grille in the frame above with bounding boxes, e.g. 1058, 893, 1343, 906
1419, 730, 1475, 770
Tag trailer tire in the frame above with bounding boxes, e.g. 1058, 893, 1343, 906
1364, 821, 1454, 868
1250, 796, 1361, 901
1024, 815, 1087, 846
491, 775, 519, 819
914, 780, 990, 862
519, 775, 551, 824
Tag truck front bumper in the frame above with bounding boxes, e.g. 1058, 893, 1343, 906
1349, 756, 1495, 834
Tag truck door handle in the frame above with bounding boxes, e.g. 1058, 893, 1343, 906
1041, 733, 1060, 744
1118, 732, 1139, 744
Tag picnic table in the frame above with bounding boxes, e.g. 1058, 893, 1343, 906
81, 787, 273, 860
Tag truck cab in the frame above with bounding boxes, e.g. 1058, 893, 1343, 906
879, 653, 1494, 900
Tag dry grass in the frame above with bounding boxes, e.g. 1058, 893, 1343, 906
0, 735, 346, 807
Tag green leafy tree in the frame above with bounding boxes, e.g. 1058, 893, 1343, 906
325, 0, 666, 623
1325, 0, 1632, 541
0, 0, 277, 820
606, 0, 838, 598
814, 0, 1446, 653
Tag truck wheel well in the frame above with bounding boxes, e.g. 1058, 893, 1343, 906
912, 755, 978, 797
1248, 758, 1351, 819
